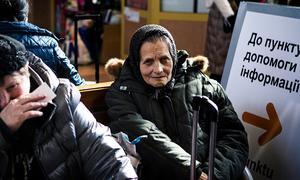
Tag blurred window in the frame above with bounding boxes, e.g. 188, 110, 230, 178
161, 0, 209, 13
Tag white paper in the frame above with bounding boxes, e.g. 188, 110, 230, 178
31, 82, 56, 102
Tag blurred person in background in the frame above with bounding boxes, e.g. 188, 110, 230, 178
0, 0, 84, 85
204, 0, 239, 82
204, 0, 297, 83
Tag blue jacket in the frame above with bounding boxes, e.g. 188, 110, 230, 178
0, 21, 84, 85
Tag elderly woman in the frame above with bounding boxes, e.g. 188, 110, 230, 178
105, 24, 248, 180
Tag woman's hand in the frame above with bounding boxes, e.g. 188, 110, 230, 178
198, 172, 208, 180
0, 94, 47, 132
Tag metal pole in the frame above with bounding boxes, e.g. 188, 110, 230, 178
191, 96, 219, 180
208, 116, 218, 180
205, 97, 219, 180
194, 0, 198, 13
74, 19, 78, 70
191, 96, 202, 180
191, 109, 199, 180
74, 14, 102, 82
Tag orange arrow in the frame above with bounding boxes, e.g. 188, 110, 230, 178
242, 103, 282, 146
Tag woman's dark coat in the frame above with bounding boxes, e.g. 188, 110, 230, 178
106, 50, 248, 180
106, 24, 248, 180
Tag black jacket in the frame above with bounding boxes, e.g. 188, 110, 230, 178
0, 53, 137, 180
106, 51, 249, 180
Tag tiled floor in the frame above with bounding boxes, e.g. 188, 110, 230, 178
78, 63, 114, 83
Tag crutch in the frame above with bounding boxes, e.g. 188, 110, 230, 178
191, 96, 219, 180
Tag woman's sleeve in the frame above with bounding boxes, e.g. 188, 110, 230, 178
54, 46, 85, 86
73, 102, 137, 179
214, 0, 234, 18
0, 118, 12, 148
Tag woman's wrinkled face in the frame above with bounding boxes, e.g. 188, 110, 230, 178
139, 40, 173, 88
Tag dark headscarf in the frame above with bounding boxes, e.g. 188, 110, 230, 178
127, 24, 177, 90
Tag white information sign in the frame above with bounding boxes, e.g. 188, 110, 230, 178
222, 2, 300, 180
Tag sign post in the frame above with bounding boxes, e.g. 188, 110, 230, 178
222, 2, 300, 180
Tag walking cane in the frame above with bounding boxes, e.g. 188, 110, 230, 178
190, 96, 201, 180
190, 96, 219, 180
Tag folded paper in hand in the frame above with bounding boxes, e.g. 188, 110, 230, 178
31, 82, 56, 102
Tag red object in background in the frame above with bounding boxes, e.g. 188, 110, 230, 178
126, 0, 147, 10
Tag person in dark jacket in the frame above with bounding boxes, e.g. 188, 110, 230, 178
0, 0, 84, 86
204, 0, 238, 82
0, 34, 137, 180
105, 24, 249, 180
